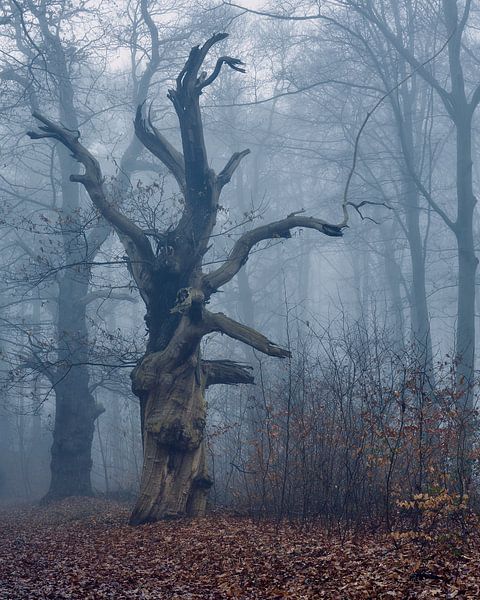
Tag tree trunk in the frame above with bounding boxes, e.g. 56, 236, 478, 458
48, 381, 99, 499
383, 222, 405, 351
129, 352, 212, 524
42, 126, 105, 499
45, 266, 104, 500
390, 77, 433, 369
453, 113, 478, 491
454, 115, 477, 391
403, 177, 433, 368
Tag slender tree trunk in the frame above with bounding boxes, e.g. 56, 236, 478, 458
383, 223, 405, 350
403, 177, 433, 367
236, 168, 256, 330
455, 115, 477, 389
390, 81, 433, 368
454, 114, 478, 489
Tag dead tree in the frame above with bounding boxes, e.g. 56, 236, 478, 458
28, 33, 343, 525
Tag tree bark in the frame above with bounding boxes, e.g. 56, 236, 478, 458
130, 351, 211, 523
383, 221, 405, 351
48, 380, 100, 499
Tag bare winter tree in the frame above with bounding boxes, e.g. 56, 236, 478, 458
28, 33, 343, 525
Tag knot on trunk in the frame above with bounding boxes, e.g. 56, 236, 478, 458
170, 287, 205, 323
193, 474, 213, 489
147, 417, 205, 451
92, 402, 105, 420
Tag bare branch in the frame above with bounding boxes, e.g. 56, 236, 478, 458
202, 359, 254, 387
172, 33, 229, 97
139, 0, 160, 72
217, 149, 250, 188
208, 79, 385, 108
345, 2, 454, 114
80, 291, 138, 306
23, 351, 56, 385
346, 200, 392, 224
134, 103, 186, 192
204, 311, 290, 358
27, 112, 154, 263
395, 119, 457, 231
340, 30, 454, 227
196, 33, 230, 72
224, 2, 320, 21
203, 215, 342, 294
198, 56, 246, 90
0, 67, 39, 110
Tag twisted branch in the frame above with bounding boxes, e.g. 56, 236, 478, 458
203, 214, 342, 294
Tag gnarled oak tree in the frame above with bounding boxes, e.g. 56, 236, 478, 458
28, 34, 343, 525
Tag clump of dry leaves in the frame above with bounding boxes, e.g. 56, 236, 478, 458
0, 497, 479, 598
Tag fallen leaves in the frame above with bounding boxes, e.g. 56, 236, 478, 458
0, 498, 480, 598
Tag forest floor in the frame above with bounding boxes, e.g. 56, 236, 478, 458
0, 498, 479, 599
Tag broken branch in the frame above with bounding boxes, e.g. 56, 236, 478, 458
198, 56, 246, 90
217, 149, 251, 188
204, 311, 290, 358
27, 112, 154, 262
203, 359, 254, 386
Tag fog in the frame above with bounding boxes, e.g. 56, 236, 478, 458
0, 0, 479, 528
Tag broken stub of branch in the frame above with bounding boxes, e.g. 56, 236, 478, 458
198, 56, 246, 90
204, 310, 291, 359
203, 359, 254, 387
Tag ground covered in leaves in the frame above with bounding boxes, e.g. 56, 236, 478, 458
1, 499, 480, 598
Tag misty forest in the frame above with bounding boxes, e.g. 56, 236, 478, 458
2, 0, 480, 597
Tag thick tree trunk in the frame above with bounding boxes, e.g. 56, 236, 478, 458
47, 380, 99, 499
43, 132, 101, 499
44, 266, 104, 501
130, 353, 211, 524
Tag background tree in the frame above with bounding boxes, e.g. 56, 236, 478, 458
339, 0, 480, 492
